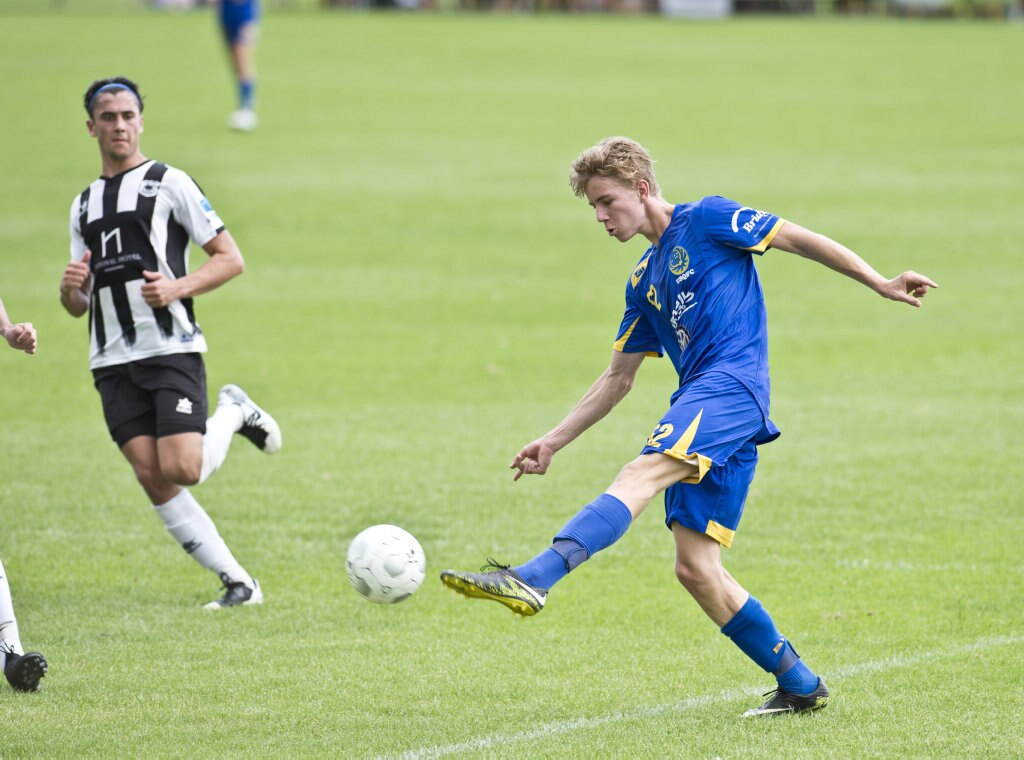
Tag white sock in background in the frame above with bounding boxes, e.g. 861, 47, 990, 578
198, 402, 244, 484
153, 489, 254, 588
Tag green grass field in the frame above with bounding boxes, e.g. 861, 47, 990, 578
1, 7, 1022, 757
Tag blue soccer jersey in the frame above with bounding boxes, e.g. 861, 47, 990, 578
614, 196, 785, 420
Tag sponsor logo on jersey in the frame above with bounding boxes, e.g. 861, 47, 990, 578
200, 197, 215, 214
630, 255, 650, 289
646, 284, 662, 311
139, 180, 161, 198
731, 207, 771, 235
175, 397, 193, 415
670, 291, 698, 350
669, 246, 690, 275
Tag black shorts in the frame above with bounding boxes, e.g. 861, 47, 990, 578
92, 353, 208, 447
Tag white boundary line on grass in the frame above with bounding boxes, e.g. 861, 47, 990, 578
389, 633, 1023, 760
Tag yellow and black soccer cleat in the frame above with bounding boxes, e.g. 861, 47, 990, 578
440, 561, 548, 617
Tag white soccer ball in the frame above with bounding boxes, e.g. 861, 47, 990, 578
346, 524, 426, 604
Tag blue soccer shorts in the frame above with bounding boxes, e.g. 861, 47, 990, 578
639, 372, 779, 548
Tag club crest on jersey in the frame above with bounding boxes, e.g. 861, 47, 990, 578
669, 246, 690, 276
139, 179, 161, 198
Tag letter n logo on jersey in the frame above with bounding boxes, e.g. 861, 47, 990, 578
100, 228, 123, 259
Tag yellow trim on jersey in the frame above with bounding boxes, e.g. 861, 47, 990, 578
613, 319, 660, 356
613, 318, 641, 352
742, 217, 787, 253
630, 254, 651, 289
705, 520, 735, 548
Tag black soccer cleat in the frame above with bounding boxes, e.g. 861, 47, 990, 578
440, 560, 547, 617
203, 578, 264, 609
4, 652, 48, 692
742, 678, 830, 717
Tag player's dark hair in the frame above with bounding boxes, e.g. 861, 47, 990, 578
84, 77, 144, 118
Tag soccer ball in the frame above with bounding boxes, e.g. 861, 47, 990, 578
346, 524, 426, 604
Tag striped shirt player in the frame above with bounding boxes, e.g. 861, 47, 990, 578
440, 137, 937, 717
69, 160, 218, 369
60, 77, 283, 610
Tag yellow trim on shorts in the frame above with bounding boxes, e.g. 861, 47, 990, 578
705, 520, 735, 548
659, 450, 712, 484
659, 410, 712, 483
742, 217, 786, 253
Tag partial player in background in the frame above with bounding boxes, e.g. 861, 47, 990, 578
218, 0, 261, 131
1, 297, 47, 691
60, 77, 282, 609
0, 297, 36, 355
0, 561, 46, 693
441, 137, 937, 717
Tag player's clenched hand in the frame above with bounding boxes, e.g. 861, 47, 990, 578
878, 270, 938, 308
2, 322, 37, 354
511, 438, 556, 481
141, 270, 181, 308
61, 249, 92, 294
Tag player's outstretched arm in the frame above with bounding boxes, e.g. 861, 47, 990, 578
0, 297, 37, 354
771, 222, 938, 307
140, 230, 245, 309
511, 349, 645, 481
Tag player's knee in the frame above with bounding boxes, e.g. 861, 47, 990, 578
131, 460, 164, 490
132, 463, 182, 503
160, 460, 201, 487
674, 556, 713, 593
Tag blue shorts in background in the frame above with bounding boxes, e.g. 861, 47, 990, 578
219, 0, 260, 44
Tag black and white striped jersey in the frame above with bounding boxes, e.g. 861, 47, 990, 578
68, 160, 225, 369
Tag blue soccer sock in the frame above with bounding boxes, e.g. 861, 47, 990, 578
775, 642, 820, 695
514, 493, 633, 589
720, 595, 820, 695
239, 80, 255, 110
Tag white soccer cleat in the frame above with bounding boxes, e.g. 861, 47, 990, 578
218, 384, 282, 454
228, 108, 258, 132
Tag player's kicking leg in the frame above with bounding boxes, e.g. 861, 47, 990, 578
217, 384, 281, 454
439, 491, 632, 617
441, 454, 684, 615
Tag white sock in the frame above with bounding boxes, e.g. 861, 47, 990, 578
0, 559, 25, 668
198, 402, 243, 484
153, 489, 254, 587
